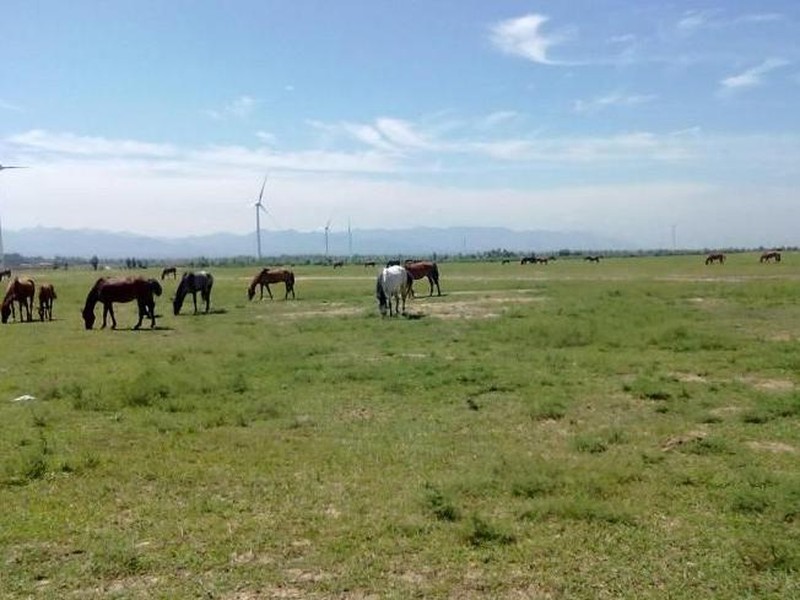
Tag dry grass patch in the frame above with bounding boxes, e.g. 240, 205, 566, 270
746, 441, 797, 454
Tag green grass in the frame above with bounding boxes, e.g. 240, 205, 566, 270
2, 254, 800, 597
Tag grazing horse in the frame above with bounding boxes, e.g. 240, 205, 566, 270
1, 277, 35, 323
404, 261, 442, 297
376, 265, 413, 317
705, 253, 725, 265
0, 269, 10, 281
161, 266, 177, 280
37, 283, 57, 321
363, 261, 376, 268
332, 261, 344, 269
173, 271, 214, 315
584, 255, 602, 263
760, 251, 781, 263
247, 268, 296, 300
520, 255, 536, 265
82, 277, 162, 330
535, 257, 550, 265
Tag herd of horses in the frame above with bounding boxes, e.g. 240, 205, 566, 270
0, 250, 788, 327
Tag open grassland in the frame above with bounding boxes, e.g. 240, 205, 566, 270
2, 254, 800, 598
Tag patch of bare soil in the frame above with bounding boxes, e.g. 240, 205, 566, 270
417, 295, 543, 320
746, 441, 797, 453
662, 430, 707, 451
738, 376, 795, 392
671, 372, 708, 383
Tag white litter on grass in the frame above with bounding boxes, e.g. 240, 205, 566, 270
10, 394, 36, 403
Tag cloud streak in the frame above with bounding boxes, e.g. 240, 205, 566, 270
489, 14, 568, 65
720, 58, 789, 92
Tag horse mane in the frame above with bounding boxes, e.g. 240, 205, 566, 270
82, 278, 105, 324
149, 279, 163, 296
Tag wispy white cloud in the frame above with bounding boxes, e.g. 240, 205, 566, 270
720, 58, 790, 92
8, 129, 177, 158
0, 100, 23, 112
573, 92, 656, 114
489, 14, 569, 65
479, 111, 520, 129
736, 13, 783, 24
203, 95, 258, 120
677, 9, 718, 32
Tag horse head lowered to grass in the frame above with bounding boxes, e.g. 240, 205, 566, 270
173, 271, 214, 315
1, 277, 35, 324
376, 265, 413, 317
82, 277, 162, 330
247, 268, 295, 301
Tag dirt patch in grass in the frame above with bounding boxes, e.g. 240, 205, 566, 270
662, 430, 707, 451
746, 441, 797, 453
672, 372, 708, 383
416, 295, 543, 320
738, 377, 795, 392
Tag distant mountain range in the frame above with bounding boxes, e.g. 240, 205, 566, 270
3, 226, 633, 260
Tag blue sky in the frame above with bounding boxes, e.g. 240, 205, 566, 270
1, 1, 799, 248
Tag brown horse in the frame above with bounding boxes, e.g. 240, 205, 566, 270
363, 261, 376, 268
1, 277, 35, 323
37, 283, 57, 321
161, 266, 177, 280
584, 255, 602, 263
520, 255, 536, 265
404, 261, 441, 297
705, 253, 725, 265
0, 269, 10, 281
247, 268, 296, 300
760, 251, 781, 263
535, 257, 550, 265
82, 277, 162, 330
332, 261, 344, 269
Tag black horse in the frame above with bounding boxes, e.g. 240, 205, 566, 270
173, 271, 214, 315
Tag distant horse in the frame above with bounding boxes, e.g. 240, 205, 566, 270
161, 266, 177, 280
0, 269, 10, 281
385, 260, 401, 267
584, 255, 602, 263
760, 251, 781, 263
37, 283, 57, 321
705, 253, 725, 265
363, 261, 376, 268
1, 277, 35, 323
404, 261, 442, 297
333, 261, 344, 269
535, 257, 550, 265
247, 268, 296, 300
376, 265, 413, 317
520, 256, 536, 265
173, 271, 214, 315
501, 259, 511, 264
82, 277, 162, 330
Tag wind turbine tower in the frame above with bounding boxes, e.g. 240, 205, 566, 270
0, 164, 27, 268
324, 219, 332, 257
253, 174, 268, 261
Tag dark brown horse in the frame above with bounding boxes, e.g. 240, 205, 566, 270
520, 255, 536, 265
37, 283, 57, 321
161, 266, 177, 280
82, 277, 162, 330
535, 257, 550, 264
705, 253, 725, 265
404, 261, 441, 297
332, 261, 344, 269
0, 269, 10, 281
1, 277, 35, 323
247, 268, 296, 300
173, 271, 214, 315
584, 255, 602, 263
363, 261, 376, 268
760, 251, 781, 263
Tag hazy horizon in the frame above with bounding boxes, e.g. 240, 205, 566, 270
2, 1, 799, 249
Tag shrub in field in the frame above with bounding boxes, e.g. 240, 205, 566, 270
423, 483, 461, 522
464, 514, 515, 547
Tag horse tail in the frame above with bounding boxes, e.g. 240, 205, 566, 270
287, 271, 295, 290
376, 271, 387, 309
150, 279, 163, 296
405, 270, 414, 291
431, 262, 440, 283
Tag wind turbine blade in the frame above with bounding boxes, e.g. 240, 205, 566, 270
257, 174, 268, 203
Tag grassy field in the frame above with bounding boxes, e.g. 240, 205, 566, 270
2, 254, 800, 598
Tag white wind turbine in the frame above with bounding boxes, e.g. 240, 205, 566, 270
253, 174, 268, 261
0, 164, 27, 269
324, 218, 332, 257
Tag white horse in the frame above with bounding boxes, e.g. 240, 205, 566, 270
376, 265, 413, 317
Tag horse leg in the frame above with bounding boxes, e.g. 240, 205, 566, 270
134, 300, 145, 329
192, 291, 198, 314
265, 283, 273, 300
148, 300, 156, 328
